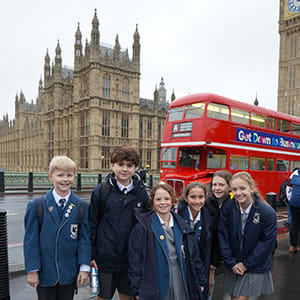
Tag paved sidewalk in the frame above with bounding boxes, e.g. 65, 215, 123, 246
9, 271, 120, 300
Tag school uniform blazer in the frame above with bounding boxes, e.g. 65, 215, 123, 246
218, 194, 277, 273
23, 188, 91, 287
176, 201, 213, 295
128, 210, 206, 300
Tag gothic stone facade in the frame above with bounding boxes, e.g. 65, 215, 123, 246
278, 0, 300, 116
0, 11, 169, 173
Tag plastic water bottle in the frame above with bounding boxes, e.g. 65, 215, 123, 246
90, 267, 99, 295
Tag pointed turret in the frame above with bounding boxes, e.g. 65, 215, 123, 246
54, 40, 62, 80
114, 34, 120, 61
55, 40, 62, 67
85, 38, 90, 61
90, 9, 100, 59
15, 93, 19, 113
44, 49, 51, 81
39, 77, 43, 96
171, 89, 176, 102
74, 23, 83, 69
154, 85, 158, 112
132, 24, 140, 70
254, 94, 259, 106
19, 90, 25, 104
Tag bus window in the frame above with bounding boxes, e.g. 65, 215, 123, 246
161, 147, 177, 169
178, 148, 200, 168
251, 113, 267, 128
207, 154, 226, 169
291, 160, 300, 170
168, 107, 184, 121
207, 103, 229, 121
278, 119, 290, 133
231, 107, 250, 124
269, 117, 276, 130
230, 156, 249, 170
267, 158, 275, 171
276, 160, 290, 172
250, 157, 265, 171
292, 123, 300, 136
185, 103, 205, 119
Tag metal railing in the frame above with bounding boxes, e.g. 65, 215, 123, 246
0, 172, 161, 192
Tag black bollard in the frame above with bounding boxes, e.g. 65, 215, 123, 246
28, 172, 33, 192
98, 174, 102, 185
77, 173, 82, 192
266, 192, 277, 211
0, 172, 4, 193
149, 175, 153, 189
0, 209, 10, 300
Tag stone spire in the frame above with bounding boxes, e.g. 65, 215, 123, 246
44, 49, 51, 81
114, 34, 121, 61
74, 23, 83, 68
132, 24, 140, 70
90, 9, 100, 59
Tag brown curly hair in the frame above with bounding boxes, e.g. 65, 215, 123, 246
150, 182, 177, 208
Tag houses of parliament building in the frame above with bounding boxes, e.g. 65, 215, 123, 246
0, 10, 171, 173
278, 0, 300, 117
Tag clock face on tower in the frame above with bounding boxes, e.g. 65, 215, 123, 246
288, 0, 300, 12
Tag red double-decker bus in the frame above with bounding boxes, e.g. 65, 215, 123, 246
160, 93, 300, 198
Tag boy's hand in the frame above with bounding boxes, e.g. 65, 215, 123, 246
209, 268, 215, 292
27, 272, 39, 288
77, 271, 89, 285
91, 260, 98, 271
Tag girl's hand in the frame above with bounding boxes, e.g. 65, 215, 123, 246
90, 260, 98, 271
200, 286, 204, 292
27, 271, 39, 288
135, 296, 140, 300
232, 262, 246, 275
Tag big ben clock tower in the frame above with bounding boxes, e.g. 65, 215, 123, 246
278, 0, 300, 116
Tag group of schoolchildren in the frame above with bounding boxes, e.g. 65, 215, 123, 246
23, 145, 278, 300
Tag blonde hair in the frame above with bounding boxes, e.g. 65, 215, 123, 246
231, 171, 265, 202
49, 156, 76, 174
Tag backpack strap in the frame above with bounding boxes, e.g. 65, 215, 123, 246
98, 182, 113, 222
34, 196, 87, 231
34, 196, 46, 231
77, 199, 86, 224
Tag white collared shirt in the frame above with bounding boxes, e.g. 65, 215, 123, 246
52, 189, 71, 208
117, 179, 134, 194
157, 213, 174, 228
187, 206, 201, 229
238, 201, 253, 215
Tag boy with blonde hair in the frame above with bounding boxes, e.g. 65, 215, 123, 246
24, 155, 91, 300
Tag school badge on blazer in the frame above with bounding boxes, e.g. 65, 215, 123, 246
253, 212, 260, 224
70, 224, 78, 239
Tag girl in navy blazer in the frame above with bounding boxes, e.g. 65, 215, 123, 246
176, 182, 213, 299
218, 172, 277, 300
128, 183, 207, 300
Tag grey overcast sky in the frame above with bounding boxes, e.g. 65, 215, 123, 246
0, 0, 280, 120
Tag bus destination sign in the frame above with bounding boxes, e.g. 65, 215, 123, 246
236, 127, 300, 151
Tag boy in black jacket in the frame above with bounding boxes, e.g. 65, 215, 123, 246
88, 145, 149, 300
